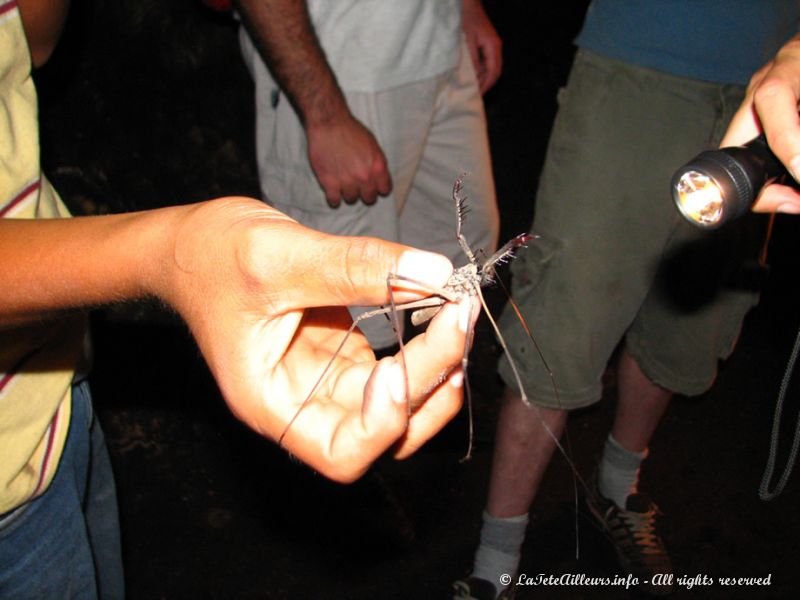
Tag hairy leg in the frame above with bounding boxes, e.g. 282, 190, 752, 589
485, 387, 567, 518
610, 349, 672, 453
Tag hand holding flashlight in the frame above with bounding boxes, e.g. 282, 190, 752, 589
720, 33, 800, 215
672, 134, 793, 228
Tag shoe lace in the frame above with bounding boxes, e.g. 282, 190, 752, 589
618, 505, 662, 555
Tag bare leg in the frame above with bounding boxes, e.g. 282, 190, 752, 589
610, 349, 672, 453
485, 386, 567, 518
465, 387, 567, 589
592, 349, 675, 595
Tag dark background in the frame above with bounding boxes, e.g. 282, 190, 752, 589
34, 1, 800, 598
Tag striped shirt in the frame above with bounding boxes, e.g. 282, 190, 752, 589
0, 0, 84, 514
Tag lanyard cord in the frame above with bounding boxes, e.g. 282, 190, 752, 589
759, 319, 800, 500
754, 211, 800, 500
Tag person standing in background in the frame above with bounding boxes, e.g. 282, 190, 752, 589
456, 2, 800, 598
237, 0, 502, 349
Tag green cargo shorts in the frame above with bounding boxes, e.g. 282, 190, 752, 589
497, 50, 763, 409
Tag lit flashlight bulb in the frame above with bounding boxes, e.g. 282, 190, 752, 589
674, 170, 724, 227
671, 134, 789, 229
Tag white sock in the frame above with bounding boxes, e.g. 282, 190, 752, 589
471, 511, 528, 592
598, 433, 648, 508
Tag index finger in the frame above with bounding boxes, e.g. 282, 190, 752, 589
752, 72, 800, 178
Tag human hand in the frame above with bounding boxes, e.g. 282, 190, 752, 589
462, 0, 502, 94
160, 198, 471, 482
237, 0, 392, 206
721, 34, 800, 214
306, 115, 393, 207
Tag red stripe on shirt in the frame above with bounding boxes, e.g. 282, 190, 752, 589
0, 372, 13, 393
0, 1, 18, 17
0, 343, 46, 400
0, 179, 40, 217
0, 347, 40, 393
32, 402, 63, 498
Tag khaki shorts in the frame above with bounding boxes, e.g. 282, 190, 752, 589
497, 50, 763, 409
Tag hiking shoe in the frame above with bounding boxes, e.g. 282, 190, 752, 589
452, 576, 516, 600
585, 486, 674, 596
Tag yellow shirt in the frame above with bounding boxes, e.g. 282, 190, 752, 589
0, 0, 85, 514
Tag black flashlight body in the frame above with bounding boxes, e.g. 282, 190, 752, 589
672, 134, 790, 228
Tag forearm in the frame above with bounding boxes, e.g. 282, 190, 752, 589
0, 205, 183, 324
236, 0, 349, 126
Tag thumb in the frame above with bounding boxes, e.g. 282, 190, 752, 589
274, 225, 454, 309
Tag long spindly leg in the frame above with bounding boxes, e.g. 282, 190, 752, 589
387, 274, 443, 417
475, 285, 588, 494
458, 294, 478, 462
494, 280, 588, 558
374, 271, 465, 418
481, 233, 535, 284
453, 173, 477, 265
498, 278, 558, 402
278, 274, 463, 446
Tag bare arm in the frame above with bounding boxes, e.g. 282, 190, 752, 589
236, 0, 392, 206
17, 0, 71, 67
1, 199, 471, 481
0, 208, 178, 323
721, 34, 800, 214
236, 0, 342, 130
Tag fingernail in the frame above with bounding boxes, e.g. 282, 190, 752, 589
387, 360, 407, 405
397, 251, 453, 289
449, 369, 464, 388
790, 156, 800, 182
778, 202, 800, 214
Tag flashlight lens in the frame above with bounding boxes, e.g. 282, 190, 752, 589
674, 170, 724, 226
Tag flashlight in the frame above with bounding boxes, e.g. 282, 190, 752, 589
671, 134, 790, 229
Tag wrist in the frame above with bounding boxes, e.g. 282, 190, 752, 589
126, 203, 195, 310
462, 0, 484, 18
301, 90, 351, 129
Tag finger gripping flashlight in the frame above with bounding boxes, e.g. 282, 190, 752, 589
672, 134, 790, 228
